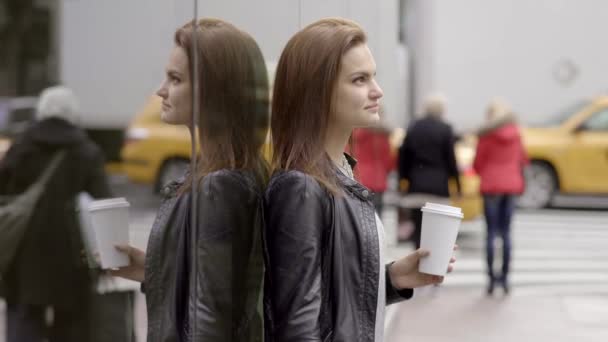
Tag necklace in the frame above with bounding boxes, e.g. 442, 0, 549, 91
338, 154, 354, 179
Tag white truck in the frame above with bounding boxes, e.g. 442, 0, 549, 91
57, 0, 406, 160
56, 0, 608, 154
404, 0, 608, 132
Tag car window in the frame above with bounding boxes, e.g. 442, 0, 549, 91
583, 108, 608, 131
541, 100, 590, 127
5, 107, 36, 136
0, 102, 9, 132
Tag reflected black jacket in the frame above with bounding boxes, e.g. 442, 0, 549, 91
144, 170, 265, 342
263, 158, 413, 342
0, 118, 111, 307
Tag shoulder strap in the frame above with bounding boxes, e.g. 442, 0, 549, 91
36, 150, 67, 188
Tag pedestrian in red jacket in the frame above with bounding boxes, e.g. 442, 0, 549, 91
353, 126, 395, 215
473, 99, 529, 296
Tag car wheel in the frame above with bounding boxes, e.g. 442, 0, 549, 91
156, 159, 190, 193
517, 162, 557, 209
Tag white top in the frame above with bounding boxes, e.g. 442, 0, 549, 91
374, 213, 386, 342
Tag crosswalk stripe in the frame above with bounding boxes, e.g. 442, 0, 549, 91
454, 259, 608, 272
417, 211, 608, 288
444, 272, 608, 286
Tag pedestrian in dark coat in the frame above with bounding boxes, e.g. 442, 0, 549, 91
398, 94, 461, 249
473, 99, 528, 295
0, 85, 111, 342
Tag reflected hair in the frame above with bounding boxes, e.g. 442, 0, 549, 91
36, 86, 80, 125
271, 17, 366, 193
175, 18, 270, 192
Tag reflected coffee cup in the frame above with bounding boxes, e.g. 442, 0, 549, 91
88, 197, 131, 269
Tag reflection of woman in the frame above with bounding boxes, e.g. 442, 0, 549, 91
264, 18, 455, 342
112, 19, 269, 341
473, 100, 528, 296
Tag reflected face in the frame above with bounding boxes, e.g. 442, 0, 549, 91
331, 43, 383, 129
157, 46, 192, 125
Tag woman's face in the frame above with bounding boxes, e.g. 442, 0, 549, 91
157, 46, 192, 125
331, 43, 383, 130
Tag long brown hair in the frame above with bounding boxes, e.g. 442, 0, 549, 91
271, 17, 366, 193
175, 19, 270, 192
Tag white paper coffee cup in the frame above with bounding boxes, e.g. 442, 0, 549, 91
77, 192, 98, 268
88, 197, 131, 269
419, 202, 463, 276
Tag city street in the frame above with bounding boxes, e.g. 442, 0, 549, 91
112, 178, 608, 341
2, 2, 608, 341
1, 177, 607, 341
383, 207, 608, 341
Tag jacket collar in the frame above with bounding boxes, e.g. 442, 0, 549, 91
335, 153, 373, 201
160, 170, 190, 198
26, 118, 87, 146
477, 112, 516, 136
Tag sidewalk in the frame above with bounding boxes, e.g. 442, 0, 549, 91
385, 286, 608, 342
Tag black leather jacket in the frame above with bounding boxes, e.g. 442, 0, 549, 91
263, 159, 413, 342
144, 169, 265, 342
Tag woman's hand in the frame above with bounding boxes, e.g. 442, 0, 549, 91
108, 245, 146, 282
388, 246, 457, 289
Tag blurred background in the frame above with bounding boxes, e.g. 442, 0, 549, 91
1, 0, 607, 341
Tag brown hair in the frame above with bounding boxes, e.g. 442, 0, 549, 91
175, 18, 270, 192
271, 17, 366, 193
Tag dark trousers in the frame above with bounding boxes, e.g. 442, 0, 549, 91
6, 291, 136, 342
6, 302, 91, 342
483, 194, 515, 282
411, 208, 423, 250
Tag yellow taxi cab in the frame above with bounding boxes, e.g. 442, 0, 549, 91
517, 96, 608, 208
123, 104, 482, 220
451, 135, 483, 220
121, 96, 272, 192
390, 129, 482, 221
123, 62, 278, 192
121, 96, 189, 191
0, 136, 10, 161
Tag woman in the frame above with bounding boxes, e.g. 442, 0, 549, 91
473, 99, 528, 295
0, 86, 111, 342
398, 94, 462, 249
264, 18, 456, 342
112, 19, 269, 341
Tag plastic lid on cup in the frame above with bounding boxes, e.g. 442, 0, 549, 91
421, 202, 463, 219
88, 197, 130, 212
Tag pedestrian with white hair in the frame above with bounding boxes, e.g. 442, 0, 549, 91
0, 85, 111, 342
398, 93, 462, 249
473, 98, 528, 296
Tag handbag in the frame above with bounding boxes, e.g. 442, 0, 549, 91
0, 150, 66, 274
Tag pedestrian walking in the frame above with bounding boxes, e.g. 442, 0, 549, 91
352, 114, 396, 215
473, 99, 528, 295
398, 94, 462, 249
0, 85, 112, 342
